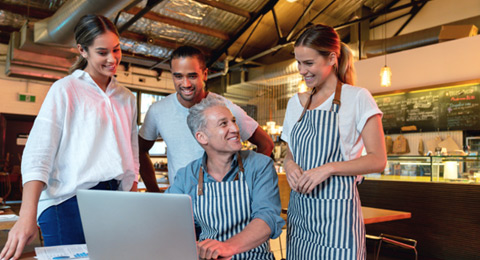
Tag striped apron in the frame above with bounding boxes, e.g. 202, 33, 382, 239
194, 152, 275, 260
286, 81, 366, 260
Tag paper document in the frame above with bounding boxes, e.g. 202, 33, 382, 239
0, 214, 19, 221
35, 244, 89, 260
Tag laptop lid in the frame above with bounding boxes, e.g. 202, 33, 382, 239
77, 190, 198, 260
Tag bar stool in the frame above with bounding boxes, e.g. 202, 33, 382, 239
375, 233, 418, 260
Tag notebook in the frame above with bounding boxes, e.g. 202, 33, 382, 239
77, 189, 198, 260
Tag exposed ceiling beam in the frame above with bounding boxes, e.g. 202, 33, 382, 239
118, 0, 165, 33
271, 8, 283, 39
121, 50, 170, 70
289, 0, 336, 41
120, 30, 211, 58
394, 1, 427, 36
121, 30, 179, 50
233, 14, 265, 62
334, 0, 430, 30
194, 0, 251, 19
207, 0, 279, 68
0, 2, 53, 19
307, 0, 336, 25
370, 12, 410, 29
286, 0, 316, 42
125, 6, 229, 40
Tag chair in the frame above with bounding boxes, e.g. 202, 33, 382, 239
276, 173, 290, 260
0, 172, 12, 205
375, 233, 418, 260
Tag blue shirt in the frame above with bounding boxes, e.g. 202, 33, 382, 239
166, 150, 285, 239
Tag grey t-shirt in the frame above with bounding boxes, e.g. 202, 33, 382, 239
139, 92, 258, 183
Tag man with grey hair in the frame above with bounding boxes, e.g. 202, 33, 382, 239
166, 95, 284, 260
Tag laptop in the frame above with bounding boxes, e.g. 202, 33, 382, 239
77, 189, 198, 260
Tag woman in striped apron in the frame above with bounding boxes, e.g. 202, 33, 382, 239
281, 24, 387, 259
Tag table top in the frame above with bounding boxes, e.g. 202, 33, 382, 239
19, 251, 36, 260
362, 206, 412, 224
0, 207, 17, 230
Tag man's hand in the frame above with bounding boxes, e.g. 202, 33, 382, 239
197, 239, 236, 260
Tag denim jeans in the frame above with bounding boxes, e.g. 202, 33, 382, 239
38, 180, 119, 246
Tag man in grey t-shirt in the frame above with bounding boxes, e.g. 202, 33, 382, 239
138, 46, 273, 192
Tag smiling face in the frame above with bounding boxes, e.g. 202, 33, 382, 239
171, 56, 208, 108
79, 31, 121, 83
197, 106, 242, 155
294, 45, 336, 89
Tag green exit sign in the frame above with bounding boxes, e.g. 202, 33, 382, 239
18, 93, 36, 102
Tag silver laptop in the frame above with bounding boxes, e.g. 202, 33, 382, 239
77, 189, 198, 260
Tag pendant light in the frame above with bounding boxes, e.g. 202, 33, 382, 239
298, 79, 308, 93
380, 0, 392, 87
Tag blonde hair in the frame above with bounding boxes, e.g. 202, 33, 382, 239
295, 24, 356, 85
69, 15, 120, 74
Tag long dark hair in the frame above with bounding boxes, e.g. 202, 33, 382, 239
295, 24, 355, 85
69, 14, 120, 74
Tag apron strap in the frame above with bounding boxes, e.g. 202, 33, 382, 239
297, 80, 343, 122
297, 87, 317, 122
331, 80, 343, 111
198, 166, 205, 196
197, 152, 243, 196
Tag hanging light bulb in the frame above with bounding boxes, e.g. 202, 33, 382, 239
298, 79, 308, 93
380, 66, 392, 87
379, 0, 392, 87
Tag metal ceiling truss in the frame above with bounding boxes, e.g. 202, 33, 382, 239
289, 0, 336, 42
207, 0, 279, 68
285, 0, 316, 42
194, 0, 251, 19
334, 0, 430, 30
232, 14, 265, 63
118, 0, 166, 33
0, 2, 53, 20
394, 0, 427, 36
124, 6, 230, 41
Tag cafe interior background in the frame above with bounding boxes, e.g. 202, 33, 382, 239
0, 0, 479, 259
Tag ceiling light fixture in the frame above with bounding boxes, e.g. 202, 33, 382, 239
380, 0, 392, 87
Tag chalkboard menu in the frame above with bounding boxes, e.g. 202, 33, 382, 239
374, 84, 480, 133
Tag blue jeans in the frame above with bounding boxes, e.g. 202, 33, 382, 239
38, 180, 119, 246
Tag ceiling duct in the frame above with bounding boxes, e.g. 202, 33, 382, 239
6, 23, 77, 81
5, 0, 137, 81
364, 15, 480, 58
34, 0, 136, 46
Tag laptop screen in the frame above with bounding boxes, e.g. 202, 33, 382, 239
77, 190, 198, 260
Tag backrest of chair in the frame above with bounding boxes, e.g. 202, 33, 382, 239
0, 172, 11, 204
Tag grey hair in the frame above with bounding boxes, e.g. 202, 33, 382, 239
187, 95, 227, 137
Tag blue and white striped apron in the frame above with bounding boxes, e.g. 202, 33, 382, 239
194, 153, 274, 260
286, 82, 366, 260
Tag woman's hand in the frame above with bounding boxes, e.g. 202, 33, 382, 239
283, 147, 302, 192
284, 160, 303, 192
296, 163, 334, 194
0, 216, 38, 260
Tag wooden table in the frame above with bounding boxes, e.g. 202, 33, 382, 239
0, 207, 17, 230
19, 251, 36, 260
362, 206, 411, 224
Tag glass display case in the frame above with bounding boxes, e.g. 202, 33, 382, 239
365, 155, 480, 184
